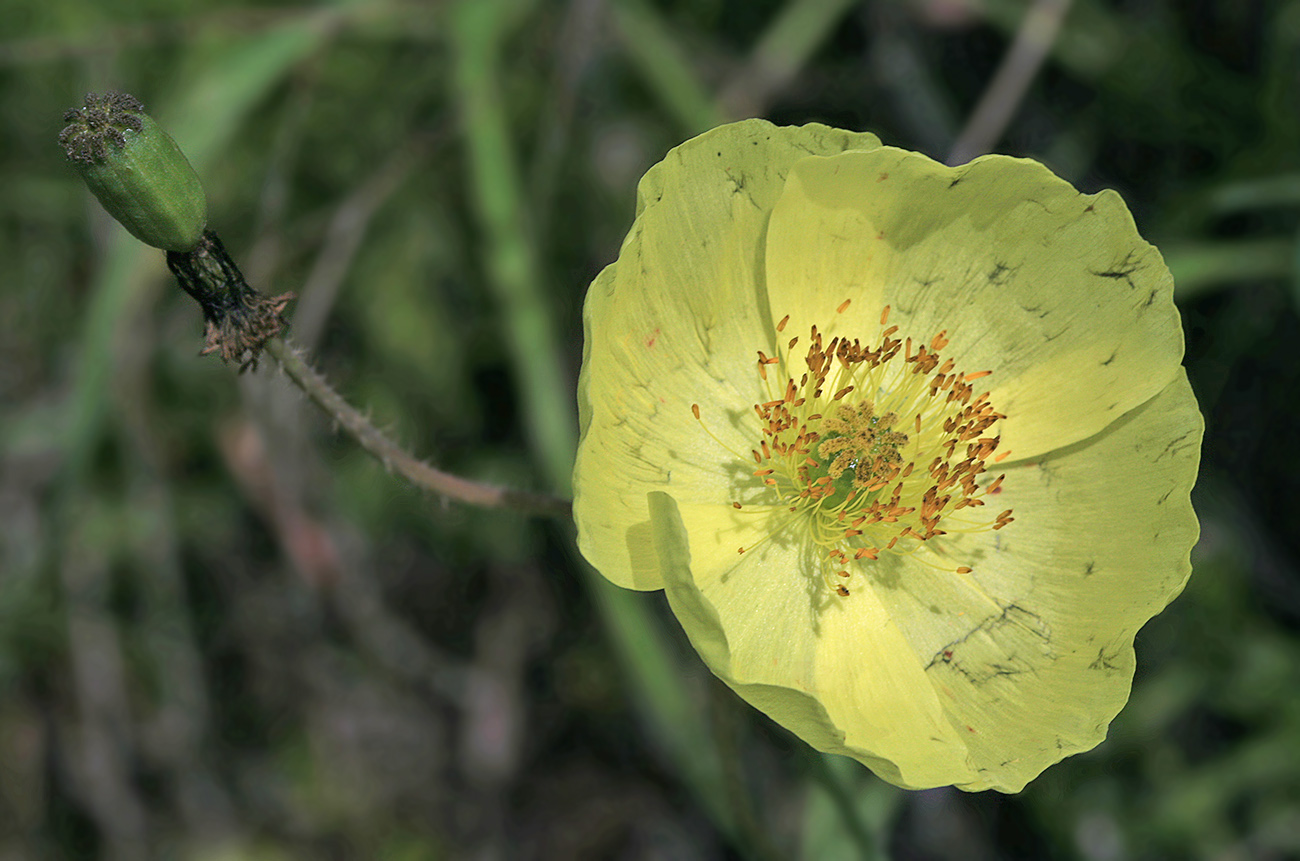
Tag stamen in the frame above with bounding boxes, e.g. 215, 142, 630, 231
708, 303, 1013, 598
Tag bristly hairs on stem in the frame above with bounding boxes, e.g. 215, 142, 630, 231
265, 339, 573, 519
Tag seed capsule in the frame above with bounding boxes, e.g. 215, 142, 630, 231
60, 92, 207, 252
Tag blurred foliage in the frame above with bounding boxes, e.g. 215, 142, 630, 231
2, 0, 1299, 858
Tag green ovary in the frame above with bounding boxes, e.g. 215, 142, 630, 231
817, 402, 908, 498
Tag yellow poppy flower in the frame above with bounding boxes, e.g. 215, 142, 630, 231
573, 119, 1202, 792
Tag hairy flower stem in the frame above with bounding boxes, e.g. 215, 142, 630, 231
166, 230, 572, 518
264, 338, 573, 518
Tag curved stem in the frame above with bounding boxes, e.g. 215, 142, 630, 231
264, 337, 573, 519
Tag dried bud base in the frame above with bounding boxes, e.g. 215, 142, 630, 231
166, 231, 294, 371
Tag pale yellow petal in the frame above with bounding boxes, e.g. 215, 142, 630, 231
648, 493, 822, 686
810, 584, 978, 788
575, 121, 882, 589
649, 492, 978, 789
765, 147, 1184, 460
868, 370, 1201, 791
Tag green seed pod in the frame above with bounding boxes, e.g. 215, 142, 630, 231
60, 92, 207, 252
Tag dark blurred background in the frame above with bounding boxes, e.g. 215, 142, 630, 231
2, 0, 1298, 858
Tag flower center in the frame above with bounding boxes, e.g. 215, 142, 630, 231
696, 301, 1015, 597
